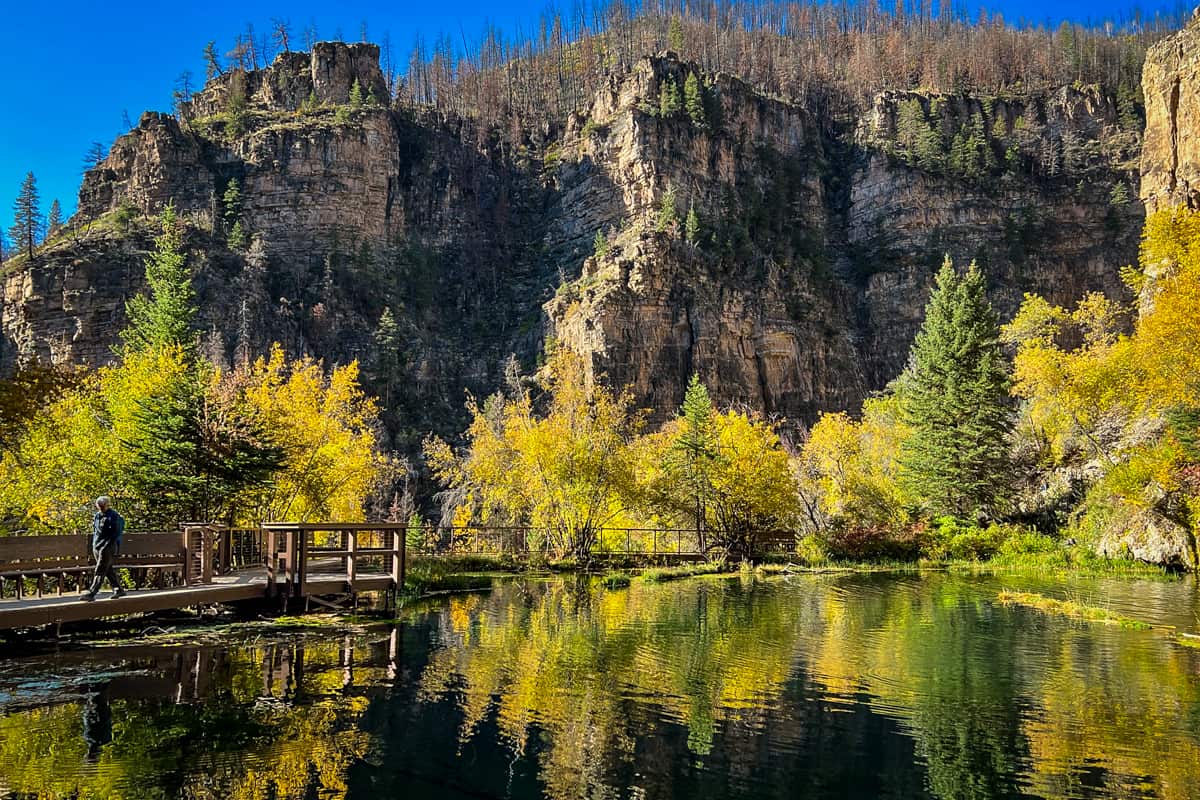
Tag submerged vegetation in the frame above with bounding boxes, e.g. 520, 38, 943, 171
997, 590, 1153, 629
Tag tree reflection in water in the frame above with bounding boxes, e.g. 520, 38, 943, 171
0, 574, 1197, 800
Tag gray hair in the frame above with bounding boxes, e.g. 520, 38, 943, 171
95, 496, 111, 509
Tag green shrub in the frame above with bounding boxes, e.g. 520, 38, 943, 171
920, 518, 1037, 561
795, 534, 828, 566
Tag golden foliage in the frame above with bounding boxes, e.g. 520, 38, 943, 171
237, 344, 387, 523
426, 347, 641, 558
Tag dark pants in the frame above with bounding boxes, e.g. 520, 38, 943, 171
88, 539, 120, 594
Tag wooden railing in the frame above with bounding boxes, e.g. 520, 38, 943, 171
0, 532, 189, 599
0, 523, 799, 602
260, 523, 407, 598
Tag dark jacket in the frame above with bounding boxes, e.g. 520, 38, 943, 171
92, 508, 123, 546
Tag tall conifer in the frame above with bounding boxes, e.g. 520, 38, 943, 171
122, 203, 197, 356
11, 172, 41, 261
899, 257, 1012, 518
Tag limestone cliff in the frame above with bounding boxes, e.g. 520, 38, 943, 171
0, 41, 1146, 444
1141, 13, 1200, 212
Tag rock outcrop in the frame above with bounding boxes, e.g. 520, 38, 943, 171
0, 41, 1147, 441
1141, 15, 1200, 211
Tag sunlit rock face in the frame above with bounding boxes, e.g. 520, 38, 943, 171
1, 43, 1142, 433
1142, 15, 1200, 212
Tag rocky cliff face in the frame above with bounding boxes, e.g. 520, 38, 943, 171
851, 89, 1142, 386
1142, 14, 1200, 212
0, 41, 1147, 443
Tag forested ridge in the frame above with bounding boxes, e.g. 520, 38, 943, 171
0, 3, 1197, 573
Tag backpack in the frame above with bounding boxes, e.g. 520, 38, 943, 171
112, 510, 126, 543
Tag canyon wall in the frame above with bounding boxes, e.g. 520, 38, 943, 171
0, 42, 1146, 442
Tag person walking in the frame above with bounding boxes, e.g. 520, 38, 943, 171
82, 496, 126, 601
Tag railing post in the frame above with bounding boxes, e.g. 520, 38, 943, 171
400, 525, 407, 588
201, 526, 215, 584
182, 526, 198, 585
218, 527, 231, 574
296, 529, 308, 598
283, 529, 295, 596
346, 529, 357, 586
265, 528, 277, 598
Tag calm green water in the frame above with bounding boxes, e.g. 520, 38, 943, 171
0, 572, 1198, 800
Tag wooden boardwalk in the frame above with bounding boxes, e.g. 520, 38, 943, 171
0, 569, 397, 630
0, 524, 408, 632
0, 522, 794, 632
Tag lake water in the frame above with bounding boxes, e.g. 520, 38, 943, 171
0, 571, 1198, 799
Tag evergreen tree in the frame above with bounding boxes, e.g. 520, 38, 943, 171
684, 72, 705, 126
656, 187, 679, 233
46, 200, 63, 238
1109, 181, 1130, 206
668, 15, 684, 52
668, 374, 720, 544
349, 78, 364, 108
685, 202, 701, 244
124, 361, 284, 526
406, 510, 425, 551
593, 229, 609, 259
659, 76, 681, 117
11, 172, 41, 261
894, 99, 922, 159
372, 307, 405, 408
899, 258, 1012, 519
227, 221, 247, 250
222, 178, 243, 237
122, 204, 197, 356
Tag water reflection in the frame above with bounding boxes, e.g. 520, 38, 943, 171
0, 573, 1197, 799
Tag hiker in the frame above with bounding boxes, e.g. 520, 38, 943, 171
82, 496, 126, 601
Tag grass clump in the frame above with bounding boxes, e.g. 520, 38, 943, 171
997, 590, 1152, 629
598, 572, 632, 589
640, 562, 733, 583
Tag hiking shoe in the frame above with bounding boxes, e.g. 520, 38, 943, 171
111, 588, 127, 599
81, 592, 96, 602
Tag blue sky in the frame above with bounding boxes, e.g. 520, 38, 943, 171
0, 0, 1187, 236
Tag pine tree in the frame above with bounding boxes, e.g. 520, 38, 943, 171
669, 374, 720, 544
668, 15, 684, 52
227, 221, 247, 250
656, 187, 679, 233
46, 200, 62, 237
1109, 181, 1130, 206
122, 203, 197, 356
593, 229, 609, 259
899, 257, 1012, 519
349, 78, 364, 108
124, 362, 284, 526
684, 72, 705, 126
10, 172, 41, 261
222, 178, 243, 238
372, 307, 405, 408
685, 202, 700, 245
659, 76, 681, 117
